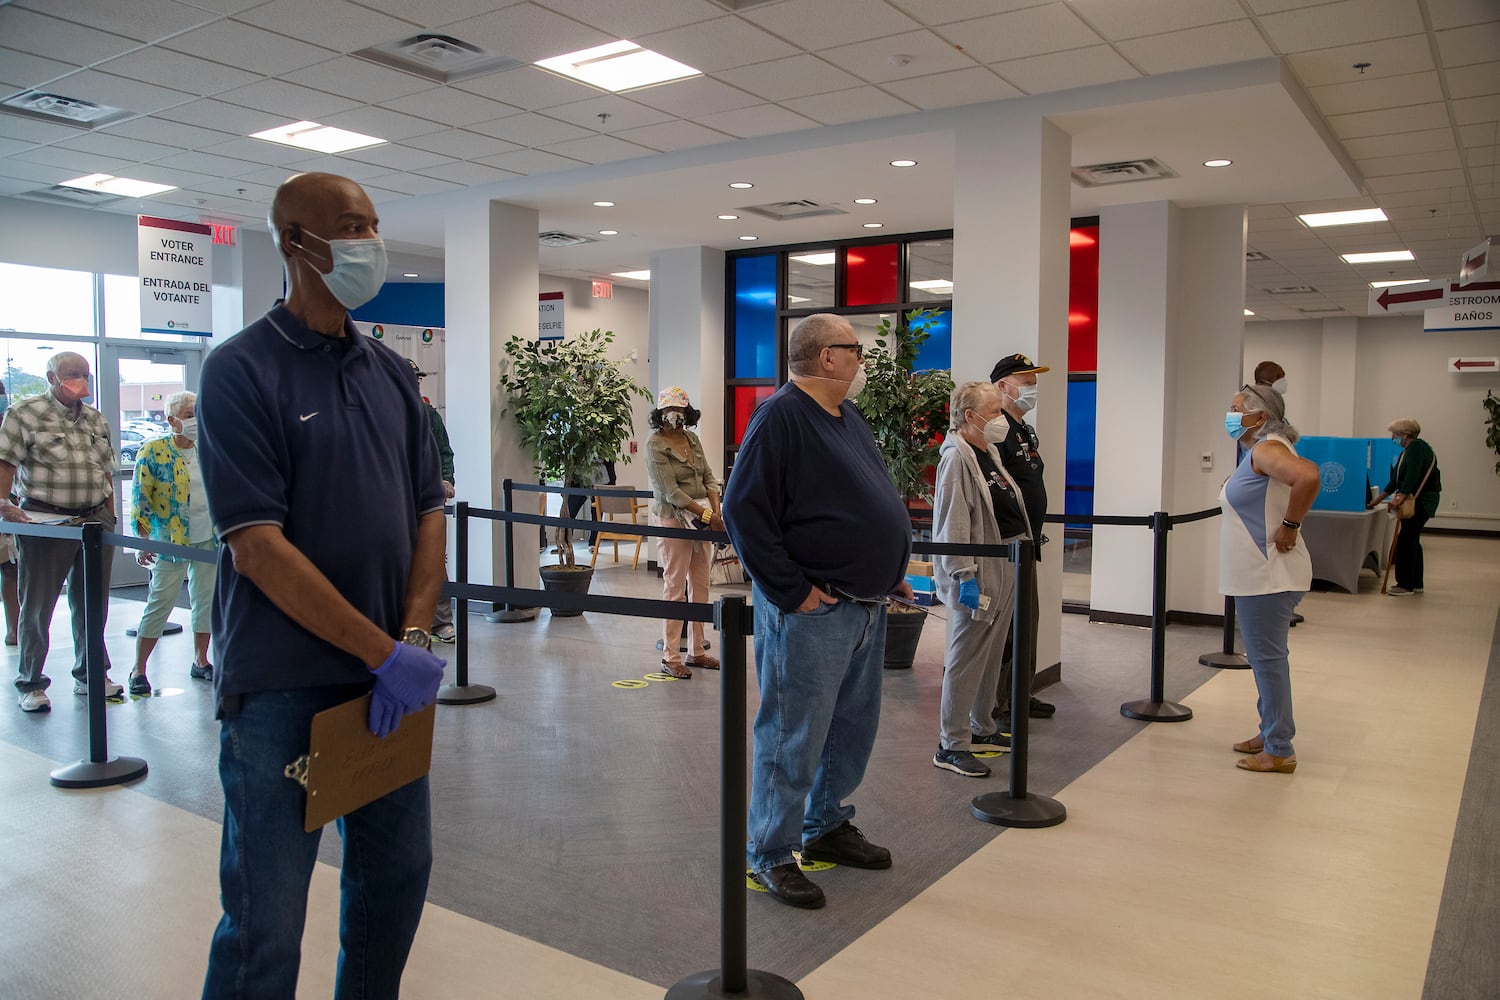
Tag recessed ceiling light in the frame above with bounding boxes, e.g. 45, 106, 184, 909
889, 159, 917, 167
1341, 250, 1414, 264
729, 181, 753, 189
790, 252, 836, 266
535, 40, 700, 92
853, 197, 877, 205
863, 222, 883, 229
598, 229, 618, 236
717, 214, 739, 220
1203, 158, 1233, 168
738, 235, 758, 241
911, 279, 953, 292
1299, 208, 1388, 228
611, 269, 651, 280
1369, 278, 1428, 288
60, 173, 176, 198
593, 200, 615, 207
1243, 308, 1255, 316
250, 120, 386, 153
403, 272, 419, 278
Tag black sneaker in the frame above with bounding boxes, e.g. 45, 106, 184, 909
933, 747, 990, 777
128, 672, 151, 696
972, 731, 1011, 752
751, 863, 825, 909
801, 822, 891, 870
189, 662, 213, 681
1029, 697, 1056, 718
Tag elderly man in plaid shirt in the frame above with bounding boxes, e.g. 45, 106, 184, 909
0, 351, 122, 713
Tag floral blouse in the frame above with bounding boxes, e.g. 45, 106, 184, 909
131, 436, 214, 558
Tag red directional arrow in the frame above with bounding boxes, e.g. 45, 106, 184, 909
1377, 286, 1443, 309
1453, 359, 1496, 370
1466, 249, 1486, 270
1450, 279, 1500, 292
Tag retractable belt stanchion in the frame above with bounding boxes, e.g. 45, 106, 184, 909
50, 521, 148, 789
1199, 595, 1249, 669
485, 479, 537, 624
1121, 511, 1193, 722
971, 540, 1066, 829
667, 595, 801, 1000
438, 501, 495, 705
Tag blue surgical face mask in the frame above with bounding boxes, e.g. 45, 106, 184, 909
297, 229, 387, 310
1225, 411, 1245, 440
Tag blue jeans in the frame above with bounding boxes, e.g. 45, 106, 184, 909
1235, 591, 1301, 758
747, 583, 886, 874
203, 686, 432, 1000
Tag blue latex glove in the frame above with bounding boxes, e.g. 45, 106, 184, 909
369, 641, 446, 738
958, 578, 981, 611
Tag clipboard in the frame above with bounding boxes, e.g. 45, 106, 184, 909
304, 694, 436, 832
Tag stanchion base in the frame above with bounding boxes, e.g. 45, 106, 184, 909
125, 623, 183, 637
50, 755, 148, 789
1198, 651, 1250, 669
484, 607, 538, 623
665, 969, 803, 1000
970, 791, 1066, 829
1120, 699, 1193, 722
436, 683, 496, 705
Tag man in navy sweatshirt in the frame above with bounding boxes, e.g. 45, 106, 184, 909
723, 313, 913, 910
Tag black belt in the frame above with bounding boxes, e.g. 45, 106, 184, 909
21, 498, 110, 517
809, 578, 887, 606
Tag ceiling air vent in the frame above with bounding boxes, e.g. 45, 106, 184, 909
707, 0, 782, 10
1, 89, 131, 128
539, 232, 595, 248
740, 200, 847, 222
15, 184, 121, 207
1245, 250, 1269, 261
1297, 306, 1343, 314
1264, 285, 1318, 295
356, 34, 524, 84
1071, 158, 1176, 188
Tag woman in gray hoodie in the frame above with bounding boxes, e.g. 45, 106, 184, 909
931, 381, 1032, 778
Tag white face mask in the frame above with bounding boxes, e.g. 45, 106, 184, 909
980, 414, 1008, 444
1272, 377, 1288, 395
176, 417, 197, 443
1008, 383, 1038, 413
844, 366, 867, 401
664, 411, 684, 429
297, 230, 387, 310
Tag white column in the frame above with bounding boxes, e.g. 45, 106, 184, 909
1317, 317, 1357, 437
952, 113, 1071, 676
444, 200, 540, 598
648, 246, 727, 467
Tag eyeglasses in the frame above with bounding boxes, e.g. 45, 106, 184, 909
826, 342, 865, 360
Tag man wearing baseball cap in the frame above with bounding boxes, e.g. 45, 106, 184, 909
988, 353, 1055, 729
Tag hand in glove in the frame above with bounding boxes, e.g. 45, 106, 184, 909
958, 578, 981, 611
368, 641, 446, 738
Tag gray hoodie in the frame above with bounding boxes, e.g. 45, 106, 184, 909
932, 434, 1031, 625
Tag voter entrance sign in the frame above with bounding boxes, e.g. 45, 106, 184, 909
137, 216, 213, 336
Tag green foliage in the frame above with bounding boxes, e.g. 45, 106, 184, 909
854, 308, 953, 503
1485, 390, 1500, 477
499, 329, 650, 563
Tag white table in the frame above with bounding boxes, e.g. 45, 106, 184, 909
1300, 508, 1396, 593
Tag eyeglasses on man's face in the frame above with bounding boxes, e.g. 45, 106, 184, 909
825, 342, 864, 360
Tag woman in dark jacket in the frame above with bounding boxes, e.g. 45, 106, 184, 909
1370, 417, 1440, 596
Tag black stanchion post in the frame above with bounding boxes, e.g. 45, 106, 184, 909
667, 595, 800, 1000
50, 521, 147, 789
971, 540, 1066, 829
438, 501, 495, 705
486, 478, 537, 624
1198, 594, 1249, 669
1121, 512, 1193, 722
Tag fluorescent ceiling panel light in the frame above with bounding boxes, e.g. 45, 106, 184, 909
729, 181, 753, 189
862, 222, 883, 228
250, 120, 386, 153
537, 40, 699, 92
1243, 308, 1254, 316
403, 272, 419, 277
853, 197, 877, 205
1341, 250, 1413, 264
598, 229, 618, 236
593, 200, 614, 207
1299, 208, 1388, 228
738, 235, 758, 241
717, 214, 738, 220
611, 269, 650, 280
1369, 278, 1428, 288
911, 279, 953, 292
1203, 158, 1232, 167
60, 173, 176, 197
789, 252, 836, 266
889, 159, 916, 167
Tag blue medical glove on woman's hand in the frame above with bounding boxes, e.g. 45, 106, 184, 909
958, 578, 980, 611
368, 642, 447, 738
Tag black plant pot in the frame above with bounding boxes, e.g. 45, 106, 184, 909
539, 564, 593, 617
883, 606, 927, 669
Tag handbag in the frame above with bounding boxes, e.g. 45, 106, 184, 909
1395, 457, 1435, 520
710, 541, 745, 585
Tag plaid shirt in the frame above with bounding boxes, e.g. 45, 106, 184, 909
0, 392, 115, 510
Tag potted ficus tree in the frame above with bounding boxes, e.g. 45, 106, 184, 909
854, 307, 953, 668
500, 328, 650, 615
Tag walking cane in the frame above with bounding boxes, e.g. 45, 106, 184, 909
1380, 517, 1400, 595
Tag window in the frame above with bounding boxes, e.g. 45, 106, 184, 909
0, 262, 94, 337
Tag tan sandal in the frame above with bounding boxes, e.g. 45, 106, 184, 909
686, 654, 720, 670
660, 658, 692, 679
1236, 752, 1296, 773
1233, 736, 1264, 754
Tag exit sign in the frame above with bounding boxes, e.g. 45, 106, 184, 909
592, 279, 612, 299
211, 223, 235, 246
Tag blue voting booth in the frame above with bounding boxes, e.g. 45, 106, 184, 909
1369, 437, 1402, 492
1298, 437, 1371, 511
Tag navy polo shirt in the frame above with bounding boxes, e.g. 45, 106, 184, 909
198, 305, 444, 697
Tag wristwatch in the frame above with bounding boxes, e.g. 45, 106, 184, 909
400, 627, 432, 651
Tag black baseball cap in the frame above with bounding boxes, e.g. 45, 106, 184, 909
989, 353, 1050, 382
407, 358, 428, 378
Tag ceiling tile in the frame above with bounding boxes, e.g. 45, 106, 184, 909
1425, 0, 1500, 31
628, 77, 761, 117
0, 47, 82, 91
341, 143, 456, 172
1327, 102, 1448, 139
1310, 71, 1444, 116
233, 163, 310, 186
468, 112, 591, 146
282, 156, 395, 182
406, 129, 521, 159
217, 79, 362, 119
150, 149, 266, 177
639, 16, 800, 73
782, 86, 918, 126
196, 136, 310, 165
1441, 23, 1500, 68
354, 0, 524, 29
689, 103, 821, 138
534, 0, 724, 38
893, 0, 1050, 26
234, 0, 421, 53
1116, 20, 1272, 74
156, 98, 288, 134
380, 87, 521, 127
95, 49, 263, 97
12, 0, 217, 43
284, 58, 435, 104
11, 145, 134, 173
41, 70, 195, 115
189, 177, 279, 202
742, 0, 923, 49
540, 134, 658, 164
1357, 149, 1464, 176
544, 95, 676, 132
1373, 187, 1467, 207
321, 106, 447, 141
1365, 169, 1467, 194
1285, 35, 1434, 88
362, 172, 464, 196
54, 132, 174, 163
992, 45, 1140, 94
476, 147, 587, 176
715, 55, 864, 103
416, 160, 521, 185
0, 137, 38, 157
1445, 62, 1500, 100
454, 66, 600, 111
435, 3, 613, 64
881, 67, 1022, 109
0, 159, 81, 184
1342, 128, 1456, 159
159, 21, 337, 76
934, 5, 1104, 64
1452, 94, 1500, 127
613, 119, 733, 152
1064, 0, 1243, 41
1459, 123, 1500, 146
820, 30, 979, 83
1258, 0, 1426, 53
0, 7, 142, 64
124, 163, 221, 188
0, 176, 45, 196
0, 116, 88, 144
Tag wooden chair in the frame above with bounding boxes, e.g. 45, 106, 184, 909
590, 490, 647, 569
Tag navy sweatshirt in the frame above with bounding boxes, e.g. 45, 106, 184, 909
723, 382, 911, 612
